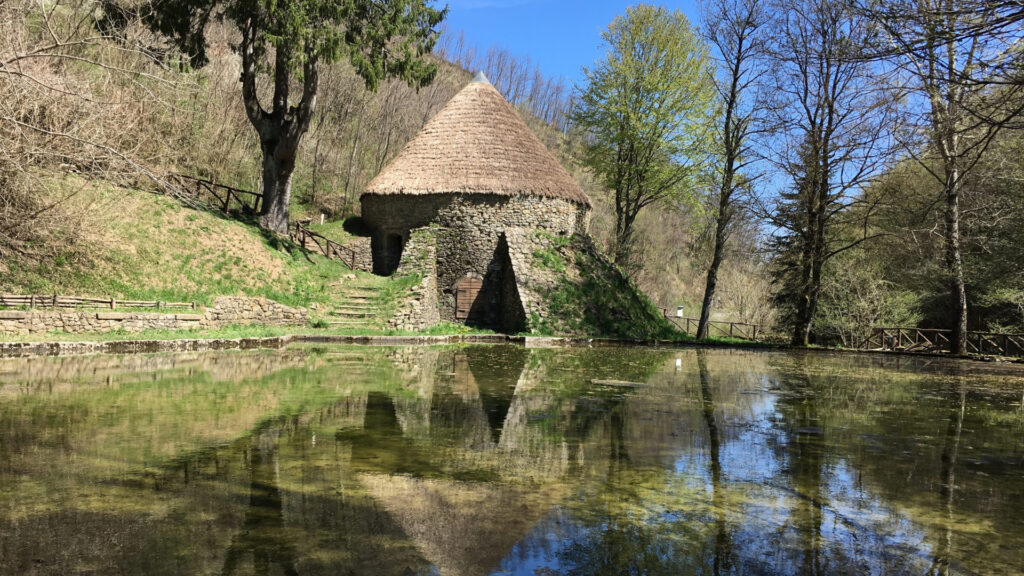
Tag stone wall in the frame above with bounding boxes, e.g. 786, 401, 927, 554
362, 193, 590, 330
345, 236, 374, 273
203, 297, 308, 328
387, 228, 441, 331
503, 228, 568, 329
0, 296, 308, 337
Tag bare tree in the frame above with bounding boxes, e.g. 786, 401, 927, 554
0, 0, 191, 261
851, 0, 1024, 354
762, 0, 895, 346
696, 0, 769, 339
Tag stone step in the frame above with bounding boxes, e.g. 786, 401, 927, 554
330, 311, 375, 318
326, 320, 372, 327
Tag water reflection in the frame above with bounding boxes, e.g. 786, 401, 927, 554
0, 346, 1022, 575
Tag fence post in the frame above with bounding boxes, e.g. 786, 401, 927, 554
110, 297, 115, 310
52, 294, 58, 308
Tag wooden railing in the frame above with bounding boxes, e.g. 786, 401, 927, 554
662, 312, 761, 340
0, 294, 196, 310
167, 173, 263, 215
862, 327, 1024, 357
291, 220, 369, 272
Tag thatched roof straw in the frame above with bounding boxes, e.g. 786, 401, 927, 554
363, 74, 592, 208
359, 473, 570, 576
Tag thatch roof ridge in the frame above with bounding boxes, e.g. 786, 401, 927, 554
363, 79, 592, 207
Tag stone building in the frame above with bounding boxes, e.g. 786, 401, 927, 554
361, 73, 593, 332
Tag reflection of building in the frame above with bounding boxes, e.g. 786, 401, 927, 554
361, 74, 592, 332
0, 346, 672, 576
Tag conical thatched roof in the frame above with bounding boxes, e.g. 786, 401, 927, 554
363, 75, 592, 207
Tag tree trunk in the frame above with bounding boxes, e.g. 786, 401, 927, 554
944, 174, 968, 355
791, 299, 812, 346
259, 138, 298, 235
698, 222, 727, 339
613, 205, 638, 270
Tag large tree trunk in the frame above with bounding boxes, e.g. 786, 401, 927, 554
791, 295, 813, 346
259, 134, 300, 235
944, 171, 968, 355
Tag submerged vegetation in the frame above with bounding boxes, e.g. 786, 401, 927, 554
1, 346, 1022, 574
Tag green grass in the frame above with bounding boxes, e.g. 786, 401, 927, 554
528, 236, 680, 341
2, 177, 364, 310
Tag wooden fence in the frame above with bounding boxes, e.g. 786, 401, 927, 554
167, 173, 263, 215
861, 327, 1024, 357
163, 175, 370, 272
291, 220, 369, 272
0, 294, 196, 311
662, 311, 761, 340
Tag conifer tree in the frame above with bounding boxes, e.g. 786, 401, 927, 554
144, 0, 445, 233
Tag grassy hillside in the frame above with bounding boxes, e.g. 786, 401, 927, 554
2, 176, 361, 309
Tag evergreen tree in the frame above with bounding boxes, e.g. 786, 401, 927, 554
143, 0, 445, 233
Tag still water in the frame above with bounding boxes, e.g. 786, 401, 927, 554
0, 345, 1022, 576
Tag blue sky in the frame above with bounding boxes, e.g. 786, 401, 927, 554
440, 1, 702, 86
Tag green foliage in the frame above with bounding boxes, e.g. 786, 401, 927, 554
532, 248, 566, 273
573, 4, 716, 264
529, 237, 680, 341
815, 248, 922, 348
372, 273, 422, 320
141, 0, 445, 91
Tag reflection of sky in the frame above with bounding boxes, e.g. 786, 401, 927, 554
4, 347, 1023, 575
489, 388, 941, 575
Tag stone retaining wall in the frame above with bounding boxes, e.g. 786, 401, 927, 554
0, 296, 308, 337
346, 236, 374, 273
388, 228, 441, 331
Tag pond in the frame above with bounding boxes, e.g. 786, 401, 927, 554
0, 345, 1022, 575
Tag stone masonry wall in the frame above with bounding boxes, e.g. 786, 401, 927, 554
503, 228, 566, 328
0, 296, 308, 337
362, 193, 591, 327
346, 236, 373, 272
387, 228, 440, 331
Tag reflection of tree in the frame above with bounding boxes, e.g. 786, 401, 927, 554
774, 356, 826, 575
697, 350, 733, 575
221, 429, 300, 576
930, 379, 966, 576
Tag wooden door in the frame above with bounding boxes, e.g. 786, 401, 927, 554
455, 276, 483, 321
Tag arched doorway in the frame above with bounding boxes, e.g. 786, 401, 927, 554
455, 276, 484, 324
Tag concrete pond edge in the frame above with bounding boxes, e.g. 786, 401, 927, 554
1, 333, 1020, 365
0, 333, 751, 359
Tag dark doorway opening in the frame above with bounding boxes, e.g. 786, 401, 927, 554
373, 233, 405, 276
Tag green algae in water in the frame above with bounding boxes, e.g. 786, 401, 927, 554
0, 346, 1022, 575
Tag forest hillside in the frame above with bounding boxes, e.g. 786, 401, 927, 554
0, 1, 771, 329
